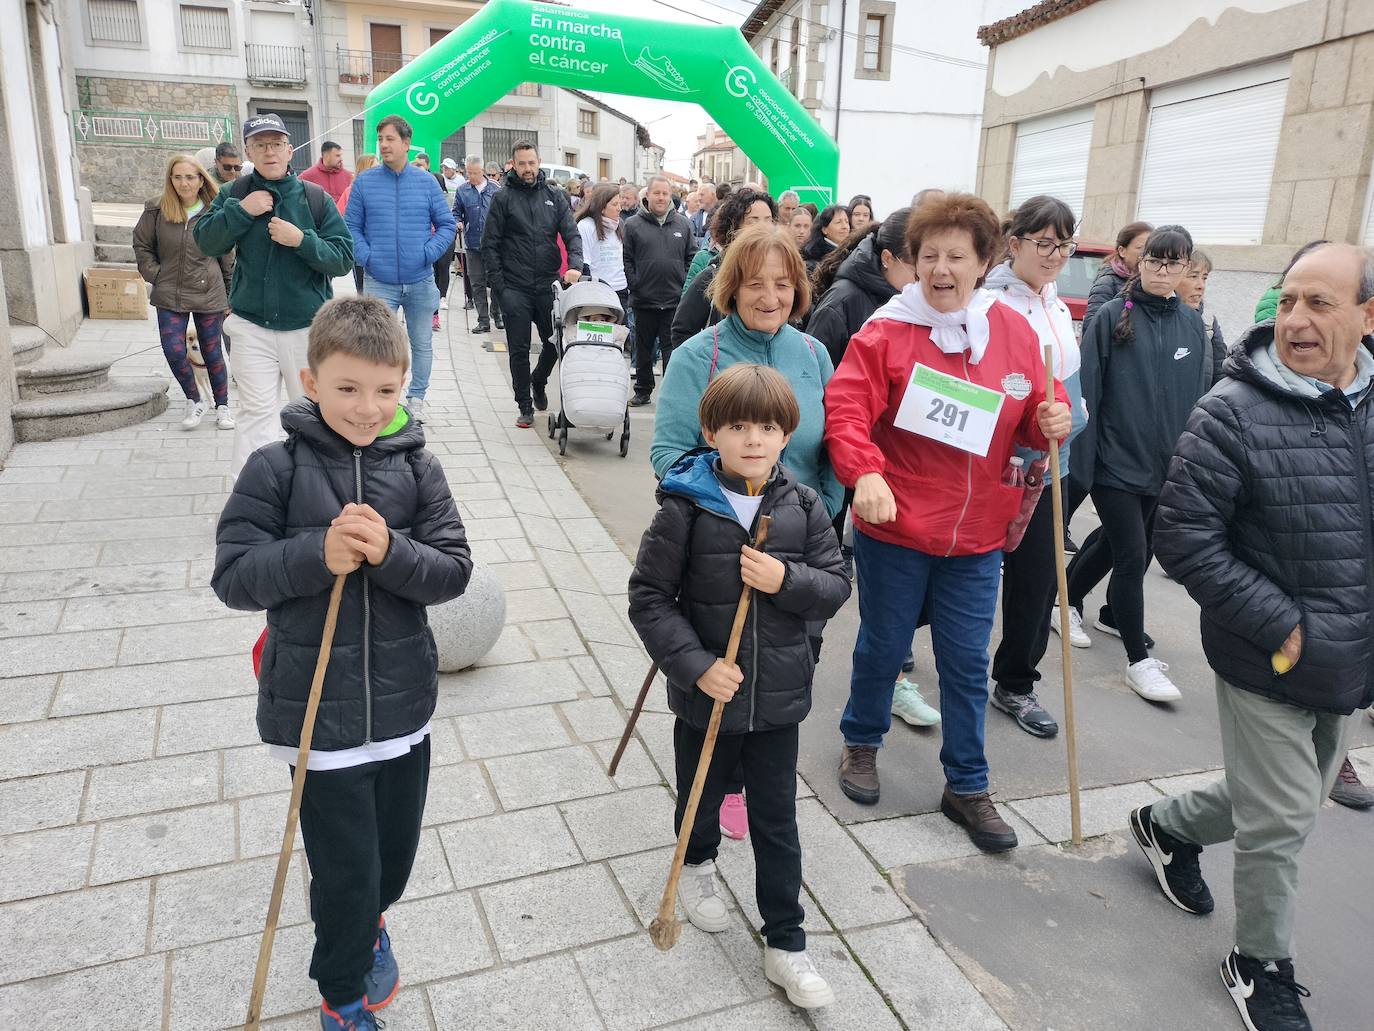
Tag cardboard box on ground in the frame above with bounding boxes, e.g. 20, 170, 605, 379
84, 265, 148, 320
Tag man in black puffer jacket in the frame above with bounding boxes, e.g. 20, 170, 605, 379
480, 141, 584, 428
212, 297, 471, 1025
1129, 244, 1374, 1031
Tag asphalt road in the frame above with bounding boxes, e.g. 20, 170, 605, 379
494, 334, 1374, 1030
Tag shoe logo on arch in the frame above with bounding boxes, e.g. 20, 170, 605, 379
1173, 348, 1191, 361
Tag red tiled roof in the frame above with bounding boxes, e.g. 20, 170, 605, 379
978, 0, 1105, 47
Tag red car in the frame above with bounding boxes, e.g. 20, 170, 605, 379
1056, 241, 1112, 325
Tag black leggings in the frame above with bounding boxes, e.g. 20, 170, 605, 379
1067, 486, 1157, 663
991, 481, 1061, 695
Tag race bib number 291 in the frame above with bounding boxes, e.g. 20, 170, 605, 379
893, 364, 1006, 457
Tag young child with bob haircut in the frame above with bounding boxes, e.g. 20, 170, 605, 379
212, 295, 472, 1031
628, 362, 851, 1009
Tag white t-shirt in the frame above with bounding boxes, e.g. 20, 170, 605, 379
720, 485, 764, 529
577, 217, 627, 290
269, 723, 431, 771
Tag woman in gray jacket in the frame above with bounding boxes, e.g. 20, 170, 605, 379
133, 154, 234, 431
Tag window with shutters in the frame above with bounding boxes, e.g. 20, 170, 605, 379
1136, 61, 1289, 245
578, 109, 598, 136
599, 157, 611, 181
179, 3, 231, 51
87, 0, 142, 45
564, 151, 578, 166
1009, 108, 1094, 219
855, 2, 895, 82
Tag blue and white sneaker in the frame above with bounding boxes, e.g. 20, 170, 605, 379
891, 679, 941, 727
320, 997, 380, 1030
365, 916, 399, 1011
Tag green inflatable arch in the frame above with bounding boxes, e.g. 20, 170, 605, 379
361, 0, 837, 205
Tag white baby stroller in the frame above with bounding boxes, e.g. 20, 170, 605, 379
547, 280, 632, 457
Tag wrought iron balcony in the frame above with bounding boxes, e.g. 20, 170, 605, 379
336, 47, 411, 87
246, 43, 307, 87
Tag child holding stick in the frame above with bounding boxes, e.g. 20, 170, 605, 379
628, 363, 850, 1008
213, 296, 471, 1030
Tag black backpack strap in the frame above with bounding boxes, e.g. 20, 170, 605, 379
228, 175, 252, 202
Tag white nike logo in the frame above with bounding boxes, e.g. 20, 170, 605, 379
1173, 348, 1191, 360
1237, 973, 1256, 998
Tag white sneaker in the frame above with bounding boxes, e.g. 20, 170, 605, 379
406, 397, 426, 422
440, 296, 449, 310
1050, 606, 1092, 648
764, 946, 835, 1009
215, 405, 235, 430
180, 399, 207, 430
1125, 658, 1181, 702
891, 678, 941, 727
680, 860, 729, 933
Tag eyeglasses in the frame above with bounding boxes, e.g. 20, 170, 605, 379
1141, 257, 1187, 275
248, 139, 289, 153
218, 163, 242, 172
1017, 236, 1077, 257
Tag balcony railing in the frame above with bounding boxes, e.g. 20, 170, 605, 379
246, 43, 307, 87
337, 47, 412, 87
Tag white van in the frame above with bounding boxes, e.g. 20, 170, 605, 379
543, 163, 590, 186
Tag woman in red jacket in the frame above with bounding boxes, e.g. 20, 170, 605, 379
825, 193, 1071, 852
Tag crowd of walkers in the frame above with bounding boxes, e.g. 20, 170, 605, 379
169, 110, 1374, 1031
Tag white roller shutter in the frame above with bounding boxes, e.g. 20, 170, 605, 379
1009, 108, 1093, 218
1137, 62, 1289, 245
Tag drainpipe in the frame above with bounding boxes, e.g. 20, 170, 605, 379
833, 0, 846, 189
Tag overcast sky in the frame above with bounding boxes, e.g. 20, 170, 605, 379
574, 0, 756, 177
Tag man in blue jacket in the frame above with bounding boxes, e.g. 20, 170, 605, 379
453, 155, 502, 334
344, 114, 455, 421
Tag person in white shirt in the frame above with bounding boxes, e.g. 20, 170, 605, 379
574, 183, 629, 308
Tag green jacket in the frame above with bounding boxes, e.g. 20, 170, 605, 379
193, 171, 354, 331
1254, 284, 1280, 323
681, 246, 715, 295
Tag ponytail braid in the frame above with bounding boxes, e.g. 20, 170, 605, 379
1112, 273, 1141, 344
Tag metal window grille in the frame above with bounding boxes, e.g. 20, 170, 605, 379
91, 115, 143, 139
482, 128, 536, 167
512, 83, 541, 97
578, 109, 596, 135
353, 118, 365, 160
180, 4, 230, 49
89, 0, 141, 43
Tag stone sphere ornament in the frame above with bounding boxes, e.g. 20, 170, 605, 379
428, 561, 506, 672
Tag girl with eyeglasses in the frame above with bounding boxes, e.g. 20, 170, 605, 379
1067, 225, 1213, 705
983, 195, 1087, 739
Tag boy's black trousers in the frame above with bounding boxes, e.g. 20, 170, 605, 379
673, 719, 805, 952
294, 737, 430, 1007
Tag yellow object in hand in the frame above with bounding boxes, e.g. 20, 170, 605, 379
1271, 650, 1293, 674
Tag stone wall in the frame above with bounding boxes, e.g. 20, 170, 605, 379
75, 77, 236, 204
0, 265, 14, 466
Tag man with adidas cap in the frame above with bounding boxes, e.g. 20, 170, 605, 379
195, 113, 354, 476
1133, 243, 1374, 1031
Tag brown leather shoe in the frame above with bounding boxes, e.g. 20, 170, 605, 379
839, 745, 880, 805
940, 785, 1018, 852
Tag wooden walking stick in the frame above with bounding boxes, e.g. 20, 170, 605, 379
245, 574, 347, 1030
1044, 344, 1083, 845
608, 662, 658, 777
649, 515, 771, 951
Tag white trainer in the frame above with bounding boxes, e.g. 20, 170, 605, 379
406, 397, 426, 423
215, 405, 235, 430
440, 296, 449, 310
764, 947, 835, 1009
680, 860, 729, 933
180, 399, 206, 430
1050, 607, 1091, 648
1125, 658, 1182, 702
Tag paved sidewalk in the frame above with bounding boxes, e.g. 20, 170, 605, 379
0, 308, 1001, 1030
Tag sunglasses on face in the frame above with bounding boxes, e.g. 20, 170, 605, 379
219, 163, 242, 172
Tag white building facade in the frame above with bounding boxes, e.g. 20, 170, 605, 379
739, 0, 1025, 214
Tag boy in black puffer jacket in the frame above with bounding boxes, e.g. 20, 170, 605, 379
213, 296, 471, 1031
628, 364, 850, 1010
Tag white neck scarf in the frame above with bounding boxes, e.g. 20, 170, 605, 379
868, 283, 999, 364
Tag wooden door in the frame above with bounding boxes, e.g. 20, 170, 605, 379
370, 23, 403, 81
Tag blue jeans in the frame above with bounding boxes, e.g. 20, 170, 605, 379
840, 531, 1003, 795
363, 274, 440, 399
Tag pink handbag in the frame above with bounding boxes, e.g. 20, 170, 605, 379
1003, 457, 1049, 552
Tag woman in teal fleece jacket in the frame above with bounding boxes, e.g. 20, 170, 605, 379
650, 224, 842, 520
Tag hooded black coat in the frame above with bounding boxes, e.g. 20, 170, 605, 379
481, 167, 584, 296
1154, 322, 1374, 715
212, 399, 472, 750
806, 236, 896, 367
628, 454, 850, 736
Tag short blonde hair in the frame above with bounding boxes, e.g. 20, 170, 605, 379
355, 154, 378, 174
708, 224, 811, 322
159, 154, 218, 223
308, 296, 410, 373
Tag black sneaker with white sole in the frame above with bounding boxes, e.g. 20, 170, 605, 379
1220, 947, 1312, 1031
1129, 804, 1214, 914
990, 686, 1059, 738
1095, 608, 1155, 649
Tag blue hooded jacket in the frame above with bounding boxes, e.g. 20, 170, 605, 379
344, 162, 456, 285
453, 177, 499, 250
